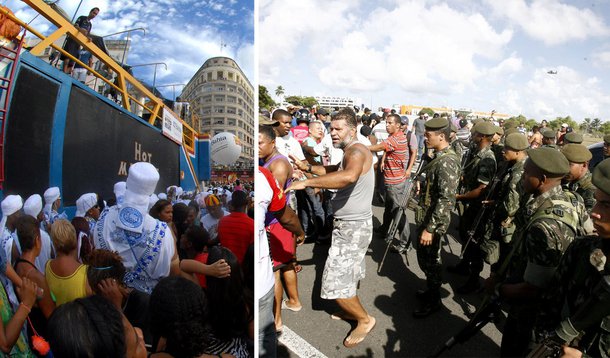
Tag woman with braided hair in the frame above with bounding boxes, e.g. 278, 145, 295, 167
86, 249, 152, 347
47, 294, 146, 357
148, 276, 231, 358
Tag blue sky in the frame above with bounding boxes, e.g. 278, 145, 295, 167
6, 0, 254, 100
260, 0, 610, 122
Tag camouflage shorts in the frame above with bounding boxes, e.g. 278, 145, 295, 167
321, 218, 373, 300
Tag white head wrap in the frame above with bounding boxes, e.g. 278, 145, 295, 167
1, 195, 23, 229
157, 193, 167, 200
148, 193, 159, 211
114, 181, 127, 204
75, 193, 98, 218
117, 162, 159, 233
23, 194, 43, 218
43, 187, 60, 215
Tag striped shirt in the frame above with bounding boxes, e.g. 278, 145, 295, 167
383, 131, 408, 185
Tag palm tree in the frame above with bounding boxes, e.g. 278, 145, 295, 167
592, 118, 602, 132
582, 118, 591, 133
275, 85, 285, 101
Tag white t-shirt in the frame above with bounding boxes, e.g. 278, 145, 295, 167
201, 210, 229, 240
275, 134, 305, 162
255, 170, 276, 299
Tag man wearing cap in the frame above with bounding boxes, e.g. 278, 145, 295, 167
449, 123, 465, 161
563, 132, 583, 145
286, 108, 376, 348
75, 192, 100, 234
367, 114, 414, 253
496, 148, 581, 356
557, 123, 569, 145
480, 133, 528, 274
43, 187, 67, 228
452, 121, 498, 293
290, 113, 310, 144
412, 117, 460, 317
201, 194, 229, 241
532, 159, 610, 358
23, 194, 54, 272
542, 128, 558, 149
562, 144, 597, 211
94, 162, 180, 294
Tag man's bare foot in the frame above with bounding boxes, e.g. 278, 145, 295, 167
344, 316, 376, 348
330, 310, 357, 321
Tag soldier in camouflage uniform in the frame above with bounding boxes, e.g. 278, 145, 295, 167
542, 128, 558, 149
413, 118, 460, 318
480, 133, 529, 272
496, 148, 580, 357
564, 132, 584, 145
562, 144, 597, 212
451, 121, 497, 294
604, 135, 610, 160
534, 158, 610, 358
449, 123, 465, 164
491, 126, 505, 164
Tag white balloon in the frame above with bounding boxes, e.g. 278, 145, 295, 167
210, 132, 242, 165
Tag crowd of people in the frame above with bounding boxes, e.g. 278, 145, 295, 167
0, 163, 254, 357
257, 104, 610, 357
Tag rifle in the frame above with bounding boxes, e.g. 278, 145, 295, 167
378, 178, 415, 273
429, 295, 502, 357
459, 171, 502, 259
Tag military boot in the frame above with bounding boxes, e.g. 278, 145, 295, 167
413, 290, 442, 318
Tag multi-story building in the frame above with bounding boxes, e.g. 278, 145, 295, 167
181, 57, 254, 169
314, 95, 360, 109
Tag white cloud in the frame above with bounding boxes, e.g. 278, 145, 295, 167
260, 0, 513, 95
592, 50, 610, 68
486, 0, 610, 45
493, 67, 610, 120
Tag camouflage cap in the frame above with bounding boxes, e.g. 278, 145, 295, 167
474, 121, 497, 136
561, 143, 592, 163
505, 127, 520, 136
472, 118, 484, 126
495, 126, 504, 136
504, 121, 519, 129
259, 114, 279, 126
424, 117, 449, 130
563, 132, 583, 144
527, 147, 570, 175
604, 134, 610, 145
505, 133, 529, 151
542, 128, 556, 139
592, 158, 610, 196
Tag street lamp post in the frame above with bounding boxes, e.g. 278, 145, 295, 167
101, 28, 146, 67
155, 83, 186, 101
130, 62, 168, 92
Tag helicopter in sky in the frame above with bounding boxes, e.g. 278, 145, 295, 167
547, 70, 557, 74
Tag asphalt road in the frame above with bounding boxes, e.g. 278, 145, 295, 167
277, 203, 504, 358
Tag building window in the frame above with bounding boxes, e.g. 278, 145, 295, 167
207, 72, 212, 81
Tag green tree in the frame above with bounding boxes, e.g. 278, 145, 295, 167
592, 118, 602, 132
549, 116, 578, 131
259, 85, 275, 109
581, 118, 592, 133
600, 121, 610, 135
275, 85, 284, 99
284, 95, 319, 108
418, 107, 435, 116
525, 119, 538, 129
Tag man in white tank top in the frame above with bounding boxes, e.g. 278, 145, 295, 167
286, 108, 376, 349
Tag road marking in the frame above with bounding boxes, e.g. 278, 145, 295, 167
279, 326, 328, 358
